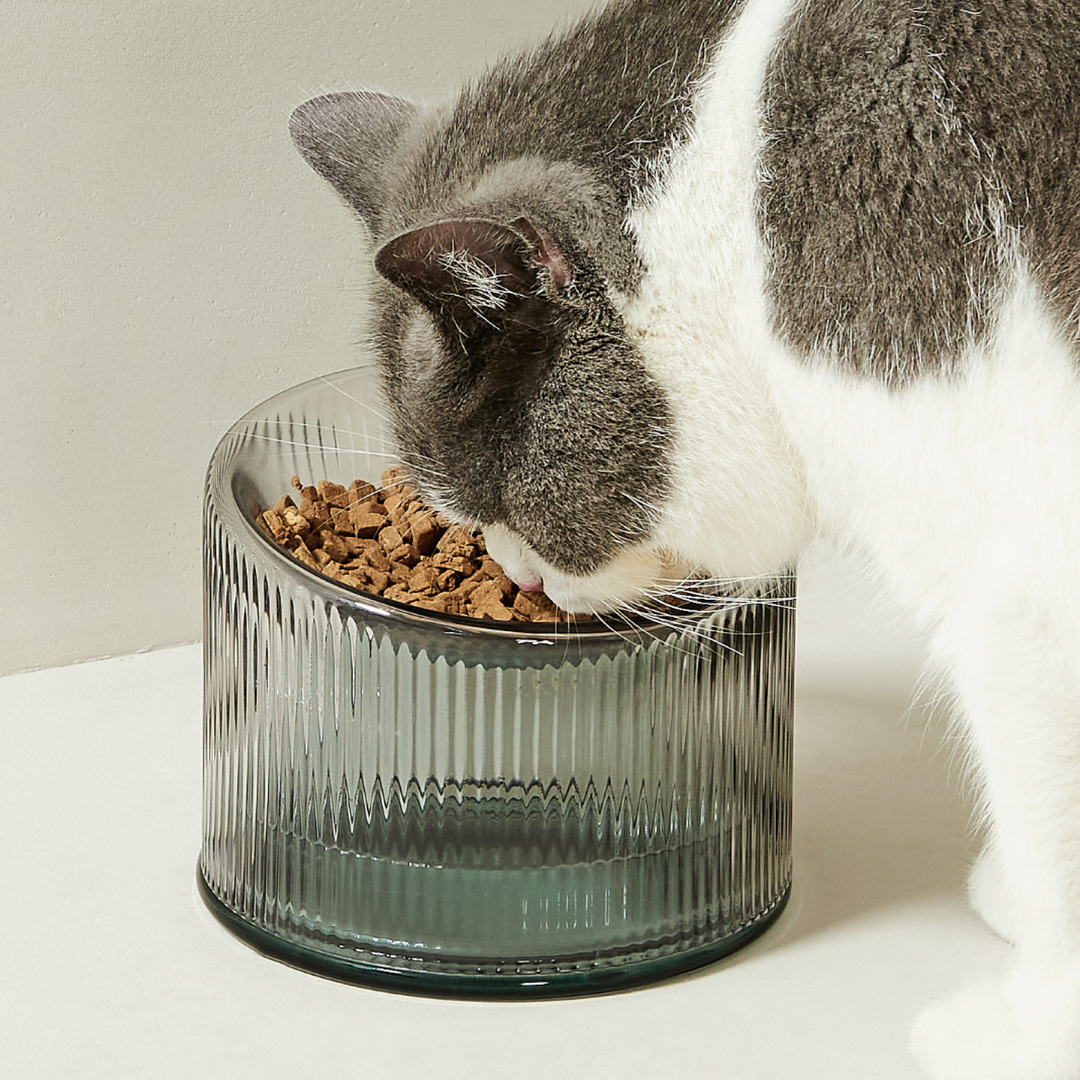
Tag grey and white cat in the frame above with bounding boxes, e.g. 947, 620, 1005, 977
290, 0, 1080, 1076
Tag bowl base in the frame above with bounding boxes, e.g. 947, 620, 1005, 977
197, 866, 790, 1000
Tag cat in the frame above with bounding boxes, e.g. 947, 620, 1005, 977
289, 0, 1080, 1076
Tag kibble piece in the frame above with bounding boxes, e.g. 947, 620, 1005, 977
387, 560, 412, 586
383, 492, 410, 523
293, 540, 320, 571
472, 599, 514, 622
351, 512, 387, 539
514, 591, 561, 626
448, 578, 483, 606
281, 505, 310, 536
379, 525, 404, 553
413, 594, 453, 614
388, 543, 421, 568
364, 568, 391, 593
431, 552, 478, 576
329, 506, 353, 534
356, 541, 391, 572
316, 480, 349, 508
407, 565, 439, 595
435, 569, 460, 591
293, 480, 329, 527
409, 515, 439, 555
315, 529, 346, 561
260, 508, 290, 544
436, 525, 478, 554
467, 579, 500, 608
513, 591, 544, 619
384, 583, 414, 604
348, 479, 376, 505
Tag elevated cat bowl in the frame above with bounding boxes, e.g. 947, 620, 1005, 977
199, 367, 795, 997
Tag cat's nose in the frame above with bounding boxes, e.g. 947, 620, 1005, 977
512, 572, 544, 592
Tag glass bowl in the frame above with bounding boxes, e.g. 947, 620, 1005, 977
199, 367, 795, 998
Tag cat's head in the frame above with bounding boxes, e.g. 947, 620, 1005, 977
291, 92, 808, 614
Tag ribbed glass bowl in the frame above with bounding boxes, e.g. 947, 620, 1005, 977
199, 367, 795, 998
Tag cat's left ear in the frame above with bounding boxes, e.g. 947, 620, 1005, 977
374, 217, 571, 327
290, 91, 417, 234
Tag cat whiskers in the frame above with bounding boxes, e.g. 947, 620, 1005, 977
619, 490, 664, 524
604, 570, 796, 656
316, 365, 396, 427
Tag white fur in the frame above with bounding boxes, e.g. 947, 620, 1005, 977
482, 524, 544, 590
776, 267, 1080, 1080
437, 247, 516, 312
511, 0, 1080, 1075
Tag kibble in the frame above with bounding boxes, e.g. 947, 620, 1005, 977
254, 467, 571, 623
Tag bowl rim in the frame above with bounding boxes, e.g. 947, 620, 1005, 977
217, 367, 788, 645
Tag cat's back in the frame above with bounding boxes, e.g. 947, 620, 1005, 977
341, 0, 1080, 414
759, 0, 1080, 384
390, 0, 1080, 385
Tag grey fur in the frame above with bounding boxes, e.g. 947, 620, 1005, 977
760, 0, 1080, 384
292, 0, 1080, 570
292, 0, 737, 573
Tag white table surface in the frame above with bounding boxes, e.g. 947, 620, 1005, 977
0, 546, 1007, 1079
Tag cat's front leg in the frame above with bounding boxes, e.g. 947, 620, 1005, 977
910, 612, 1080, 1080
967, 840, 1021, 945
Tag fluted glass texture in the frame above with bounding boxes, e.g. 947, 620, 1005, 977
201, 368, 795, 995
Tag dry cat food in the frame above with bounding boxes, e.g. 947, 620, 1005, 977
254, 467, 571, 623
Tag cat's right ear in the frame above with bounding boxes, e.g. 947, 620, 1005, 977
289, 91, 417, 234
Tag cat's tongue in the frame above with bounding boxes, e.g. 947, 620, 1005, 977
512, 573, 544, 593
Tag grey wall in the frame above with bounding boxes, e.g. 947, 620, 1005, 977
2, 0, 598, 674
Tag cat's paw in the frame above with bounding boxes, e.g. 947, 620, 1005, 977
966, 845, 1021, 944
910, 978, 1020, 1080
911, 966, 1080, 1080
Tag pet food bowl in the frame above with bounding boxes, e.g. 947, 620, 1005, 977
199, 367, 795, 997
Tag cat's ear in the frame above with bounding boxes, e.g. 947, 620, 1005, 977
289, 91, 417, 233
374, 217, 571, 328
